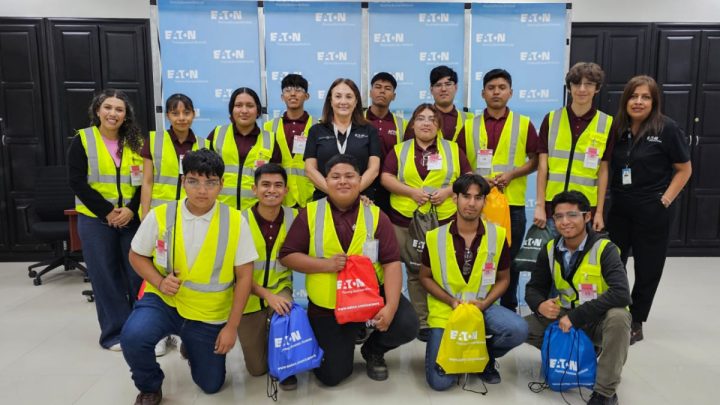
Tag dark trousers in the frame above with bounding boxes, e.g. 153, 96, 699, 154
308, 292, 418, 386
501, 206, 527, 312
607, 194, 675, 323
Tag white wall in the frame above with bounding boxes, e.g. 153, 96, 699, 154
2, 0, 720, 22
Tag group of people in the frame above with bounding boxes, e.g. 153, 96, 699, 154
68, 62, 691, 405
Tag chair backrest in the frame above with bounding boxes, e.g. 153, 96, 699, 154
33, 165, 74, 222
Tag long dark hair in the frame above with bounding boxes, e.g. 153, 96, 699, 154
88, 89, 143, 156
321, 78, 367, 126
615, 75, 665, 138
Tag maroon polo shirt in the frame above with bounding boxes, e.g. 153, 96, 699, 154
480, 108, 540, 154
366, 108, 401, 159
250, 204, 284, 258
404, 106, 467, 150
278, 197, 400, 264
281, 111, 310, 155
140, 128, 198, 160
422, 220, 510, 283
207, 124, 282, 164
382, 139, 473, 227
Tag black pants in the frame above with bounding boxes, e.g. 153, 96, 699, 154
501, 206, 527, 311
607, 194, 676, 323
308, 292, 418, 386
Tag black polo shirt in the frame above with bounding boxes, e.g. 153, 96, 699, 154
304, 121, 381, 177
610, 116, 690, 199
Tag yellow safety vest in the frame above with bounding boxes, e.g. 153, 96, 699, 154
389, 138, 461, 221
74, 126, 143, 217
242, 206, 297, 314
144, 201, 241, 322
364, 110, 408, 144
426, 220, 506, 329
265, 116, 314, 208
148, 130, 206, 209
306, 198, 383, 309
545, 108, 612, 206
211, 124, 275, 210
464, 111, 531, 206
441, 108, 473, 142
547, 238, 611, 309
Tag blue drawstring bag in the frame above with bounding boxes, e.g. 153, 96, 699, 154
540, 321, 597, 391
267, 303, 324, 382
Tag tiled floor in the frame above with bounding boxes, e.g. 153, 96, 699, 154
0, 257, 717, 404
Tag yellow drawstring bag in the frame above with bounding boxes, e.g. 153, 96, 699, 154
482, 187, 511, 245
436, 303, 489, 374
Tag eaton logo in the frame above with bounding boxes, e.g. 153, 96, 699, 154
520, 13, 552, 24
419, 51, 450, 62
475, 32, 507, 44
337, 278, 367, 290
214, 88, 234, 99
212, 49, 245, 60
474, 71, 485, 81
270, 71, 302, 81
269, 32, 302, 42
317, 90, 326, 100
449, 330, 479, 342
549, 357, 578, 372
164, 30, 197, 41
315, 13, 347, 23
373, 33, 405, 43
317, 51, 348, 62
166, 69, 199, 80
418, 90, 433, 101
391, 72, 405, 81
273, 330, 302, 348
210, 10, 243, 21
418, 13, 450, 23
522, 237, 545, 248
520, 51, 552, 62
519, 89, 551, 100
194, 108, 201, 117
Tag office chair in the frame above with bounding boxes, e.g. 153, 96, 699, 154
27, 165, 87, 285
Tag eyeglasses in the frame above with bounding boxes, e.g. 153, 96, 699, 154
185, 178, 221, 189
282, 86, 306, 94
552, 211, 588, 221
432, 81, 455, 89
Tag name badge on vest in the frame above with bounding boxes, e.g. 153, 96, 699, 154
477, 149, 493, 170
178, 154, 185, 175
255, 152, 269, 168
578, 283, 597, 304
292, 135, 307, 155
363, 239, 379, 263
482, 262, 496, 285
584, 147, 599, 169
130, 165, 142, 186
426, 153, 443, 171
155, 238, 168, 268
622, 168, 632, 185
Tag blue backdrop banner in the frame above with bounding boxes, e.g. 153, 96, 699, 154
368, 2, 466, 118
264, 1, 362, 119
157, 0, 261, 137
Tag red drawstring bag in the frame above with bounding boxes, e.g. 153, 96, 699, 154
334, 255, 384, 324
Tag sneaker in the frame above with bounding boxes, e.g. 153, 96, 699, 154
134, 388, 162, 405
478, 360, 501, 384
630, 322, 643, 345
587, 391, 618, 405
279, 375, 298, 391
361, 346, 388, 381
154, 337, 168, 357
417, 328, 430, 343
108, 342, 122, 352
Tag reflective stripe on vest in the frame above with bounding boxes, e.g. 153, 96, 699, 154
182, 204, 232, 293
270, 116, 314, 207
442, 109, 468, 142
150, 131, 206, 208
471, 112, 522, 176
393, 113, 405, 143
314, 199, 374, 259
548, 238, 609, 309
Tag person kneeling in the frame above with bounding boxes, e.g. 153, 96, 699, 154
121, 149, 256, 404
419, 173, 528, 391
524, 190, 631, 405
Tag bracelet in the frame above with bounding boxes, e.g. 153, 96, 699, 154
661, 196, 671, 208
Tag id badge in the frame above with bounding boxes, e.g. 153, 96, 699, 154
622, 168, 632, 185
178, 154, 184, 175
426, 153, 443, 171
292, 135, 307, 154
477, 149, 493, 169
130, 165, 142, 186
155, 239, 168, 268
363, 239, 379, 263
584, 147, 599, 169
481, 262, 496, 285
255, 158, 267, 168
578, 283, 597, 304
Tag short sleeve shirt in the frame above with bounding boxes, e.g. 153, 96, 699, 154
304, 122, 381, 177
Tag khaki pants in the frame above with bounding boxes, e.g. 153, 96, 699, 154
237, 288, 293, 376
525, 307, 631, 397
394, 224, 429, 329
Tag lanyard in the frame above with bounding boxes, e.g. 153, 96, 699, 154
333, 123, 351, 154
624, 130, 641, 168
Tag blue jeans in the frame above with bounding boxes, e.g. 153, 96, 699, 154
121, 293, 227, 394
78, 214, 141, 348
425, 304, 529, 391
501, 206, 528, 311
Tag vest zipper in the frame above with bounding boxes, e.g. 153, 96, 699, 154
115, 165, 124, 207
260, 251, 271, 310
